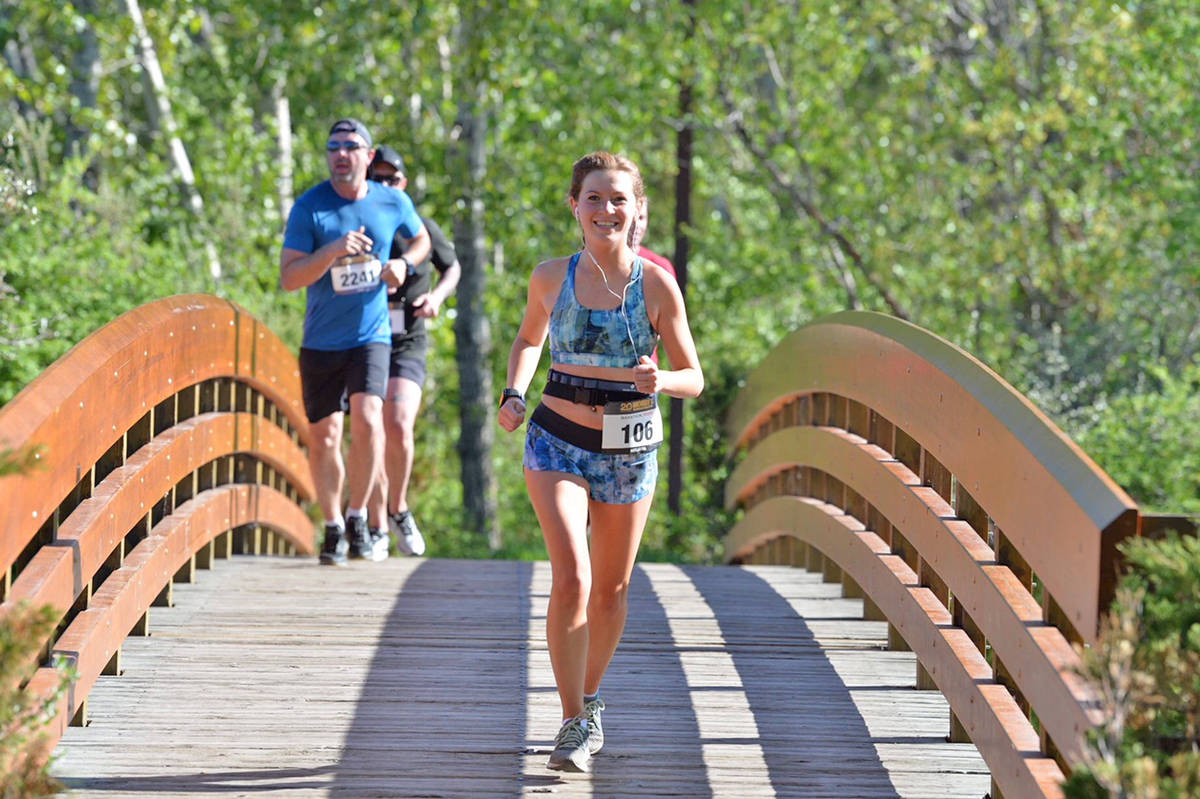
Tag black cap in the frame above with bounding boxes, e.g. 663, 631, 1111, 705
329, 118, 372, 146
371, 145, 405, 174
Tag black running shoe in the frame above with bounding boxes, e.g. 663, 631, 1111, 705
346, 515, 372, 560
319, 523, 348, 566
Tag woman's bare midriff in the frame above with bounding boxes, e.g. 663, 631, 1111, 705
542, 362, 641, 429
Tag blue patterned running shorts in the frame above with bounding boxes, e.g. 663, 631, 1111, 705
524, 405, 659, 505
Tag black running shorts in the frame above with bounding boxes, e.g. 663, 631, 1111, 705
389, 332, 429, 387
299, 343, 389, 423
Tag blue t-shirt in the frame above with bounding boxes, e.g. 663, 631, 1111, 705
283, 181, 424, 351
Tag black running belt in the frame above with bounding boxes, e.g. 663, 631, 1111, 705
543, 369, 648, 406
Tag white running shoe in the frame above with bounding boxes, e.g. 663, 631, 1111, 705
367, 527, 390, 562
584, 697, 605, 753
388, 511, 426, 556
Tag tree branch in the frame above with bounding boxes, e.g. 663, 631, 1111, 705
718, 81, 910, 319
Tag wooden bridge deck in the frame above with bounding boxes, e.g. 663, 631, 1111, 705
51, 556, 989, 798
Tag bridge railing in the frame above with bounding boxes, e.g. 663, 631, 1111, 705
723, 311, 1176, 799
0, 294, 314, 748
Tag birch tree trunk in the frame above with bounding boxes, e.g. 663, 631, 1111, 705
123, 0, 222, 280
273, 78, 293, 224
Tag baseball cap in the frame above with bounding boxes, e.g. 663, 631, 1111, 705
371, 145, 405, 174
328, 118, 372, 147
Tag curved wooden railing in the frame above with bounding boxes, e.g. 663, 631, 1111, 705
0, 294, 314, 747
723, 311, 1164, 799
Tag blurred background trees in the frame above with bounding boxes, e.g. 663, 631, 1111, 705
2, 0, 1196, 558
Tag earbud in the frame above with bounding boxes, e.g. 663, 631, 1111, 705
573, 208, 580, 221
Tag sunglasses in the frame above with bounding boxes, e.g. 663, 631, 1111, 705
326, 141, 367, 152
375, 174, 403, 186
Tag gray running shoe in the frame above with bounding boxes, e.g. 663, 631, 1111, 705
367, 526, 390, 562
346, 515, 372, 560
547, 716, 590, 773
388, 510, 426, 556
319, 523, 348, 566
584, 697, 605, 754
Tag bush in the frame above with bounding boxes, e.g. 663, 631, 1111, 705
1064, 531, 1200, 798
0, 601, 71, 798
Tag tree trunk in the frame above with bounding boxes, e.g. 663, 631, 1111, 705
273, 79, 293, 225
668, 0, 696, 516
123, 0, 222, 281
451, 85, 499, 550
2, 20, 40, 136
67, 0, 101, 174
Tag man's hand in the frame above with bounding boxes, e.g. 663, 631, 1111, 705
411, 293, 441, 318
381, 259, 404, 288
329, 226, 373, 259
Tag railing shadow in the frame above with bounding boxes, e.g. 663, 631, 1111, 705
326, 557, 531, 798
686, 564, 903, 799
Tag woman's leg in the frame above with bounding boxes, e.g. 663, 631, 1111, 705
525, 468, 592, 721
584, 492, 654, 694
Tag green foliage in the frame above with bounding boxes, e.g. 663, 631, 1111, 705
0, 601, 71, 798
1072, 363, 1200, 513
1064, 532, 1200, 798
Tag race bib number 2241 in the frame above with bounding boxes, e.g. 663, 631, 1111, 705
331, 255, 382, 295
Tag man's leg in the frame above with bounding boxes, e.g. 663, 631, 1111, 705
382, 352, 428, 556
383, 375, 423, 514
346, 391, 384, 512
298, 347, 354, 566
308, 412, 346, 522
342, 341, 390, 560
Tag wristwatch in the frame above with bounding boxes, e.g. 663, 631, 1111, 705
499, 388, 524, 408
399, 254, 416, 276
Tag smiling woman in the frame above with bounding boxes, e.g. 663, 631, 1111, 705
497, 151, 704, 773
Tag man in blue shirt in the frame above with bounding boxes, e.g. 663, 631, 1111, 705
281, 118, 430, 565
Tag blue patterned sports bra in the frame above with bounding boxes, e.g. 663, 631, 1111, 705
548, 253, 658, 368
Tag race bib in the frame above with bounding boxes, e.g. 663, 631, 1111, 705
389, 306, 407, 335
331, 255, 382, 295
601, 396, 663, 453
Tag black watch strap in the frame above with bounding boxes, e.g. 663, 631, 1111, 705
499, 388, 524, 408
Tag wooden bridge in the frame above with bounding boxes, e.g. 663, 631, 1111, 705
0, 296, 1183, 797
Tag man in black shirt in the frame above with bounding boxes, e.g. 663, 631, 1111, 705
366, 145, 461, 556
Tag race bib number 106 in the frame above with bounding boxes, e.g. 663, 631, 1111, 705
601, 397, 664, 454
331, 255, 382, 295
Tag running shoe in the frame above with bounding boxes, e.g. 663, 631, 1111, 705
584, 697, 606, 754
388, 510, 426, 556
318, 523, 348, 566
547, 716, 590, 773
368, 526, 390, 562
346, 515, 373, 560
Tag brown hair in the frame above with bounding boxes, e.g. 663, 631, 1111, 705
568, 151, 646, 204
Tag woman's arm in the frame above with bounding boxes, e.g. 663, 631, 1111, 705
634, 267, 704, 399
498, 260, 560, 431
